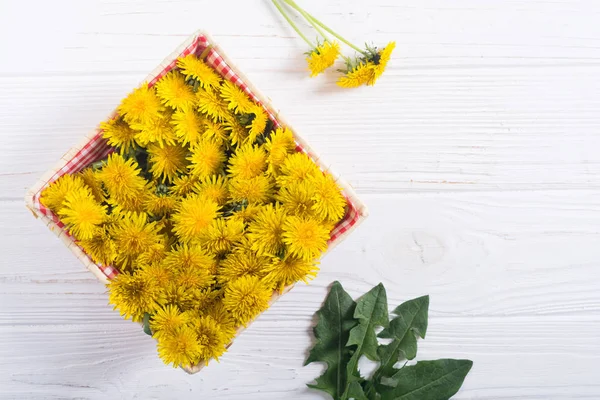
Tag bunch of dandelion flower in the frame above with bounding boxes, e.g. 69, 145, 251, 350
40, 173, 87, 213
108, 270, 165, 321
265, 127, 296, 175
96, 153, 147, 202
223, 275, 273, 326
187, 139, 225, 179
155, 71, 196, 110
196, 88, 230, 122
227, 144, 267, 180
246, 105, 270, 142
131, 110, 177, 148
177, 54, 222, 89
79, 167, 106, 204
228, 175, 274, 204
118, 83, 164, 125
156, 325, 201, 368
110, 212, 163, 270
197, 218, 245, 255
282, 215, 330, 260
220, 80, 254, 114
263, 254, 319, 293
218, 245, 269, 284
172, 107, 205, 146
247, 203, 287, 256
170, 174, 199, 197
58, 188, 107, 240
191, 315, 229, 364
277, 152, 321, 187
78, 226, 117, 266
223, 117, 249, 147
171, 195, 220, 242
193, 175, 229, 206
147, 143, 188, 182
309, 172, 347, 223
277, 180, 319, 220
150, 304, 191, 339
100, 117, 138, 155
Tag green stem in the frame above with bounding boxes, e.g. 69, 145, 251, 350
272, 0, 315, 48
283, 0, 367, 55
282, 0, 327, 40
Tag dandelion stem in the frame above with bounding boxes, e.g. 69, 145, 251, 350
272, 0, 315, 48
282, 0, 368, 55
282, 0, 327, 40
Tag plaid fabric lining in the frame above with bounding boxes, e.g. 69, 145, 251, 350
31, 33, 360, 280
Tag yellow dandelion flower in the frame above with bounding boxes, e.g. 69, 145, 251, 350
58, 189, 106, 240
111, 212, 162, 269
155, 71, 196, 110
157, 325, 201, 368
219, 80, 254, 114
247, 204, 287, 256
223, 276, 272, 326
100, 118, 138, 154
78, 227, 116, 266
172, 195, 220, 242
282, 216, 330, 261
227, 144, 266, 180
265, 127, 296, 175
147, 143, 188, 182
177, 54, 221, 89
164, 282, 197, 310
170, 174, 199, 197
310, 173, 347, 223
277, 152, 321, 187
371, 41, 396, 82
205, 301, 237, 339
193, 175, 229, 206
307, 41, 341, 77
106, 190, 148, 214
97, 153, 147, 201
40, 173, 87, 213
337, 62, 376, 88
263, 254, 319, 293
150, 304, 190, 339
175, 267, 214, 289
203, 120, 228, 144
247, 105, 269, 142
187, 139, 225, 179
108, 270, 164, 321
144, 192, 179, 217
191, 315, 229, 364
172, 107, 205, 146
79, 167, 106, 204
189, 289, 221, 314
223, 117, 249, 147
196, 88, 230, 121
227, 203, 263, 225
197, 218, 245, 255
131, 110, 177, 148
140, 261, 173, 287
164, 243, 213, 272
218, 245, 269, 284
228, 175, 274, 204
277, 180, 319, 220
118, 83, 164, 125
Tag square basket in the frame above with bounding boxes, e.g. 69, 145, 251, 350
25, 30, 368, 373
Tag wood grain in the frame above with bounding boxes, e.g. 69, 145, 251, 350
1, 0, 600, 398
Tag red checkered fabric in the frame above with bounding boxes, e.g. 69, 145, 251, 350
31, 33, 360, 280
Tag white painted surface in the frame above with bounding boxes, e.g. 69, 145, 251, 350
1, 0, 599, 398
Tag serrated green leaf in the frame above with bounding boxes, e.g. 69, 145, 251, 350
379, 359, 473, 400
305, 281, 357, 400
343, 283, 388, 399
345, 381, 369, 400
373, 295, 429, 382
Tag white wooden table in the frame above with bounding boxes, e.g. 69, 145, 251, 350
1, 1, 599, 399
